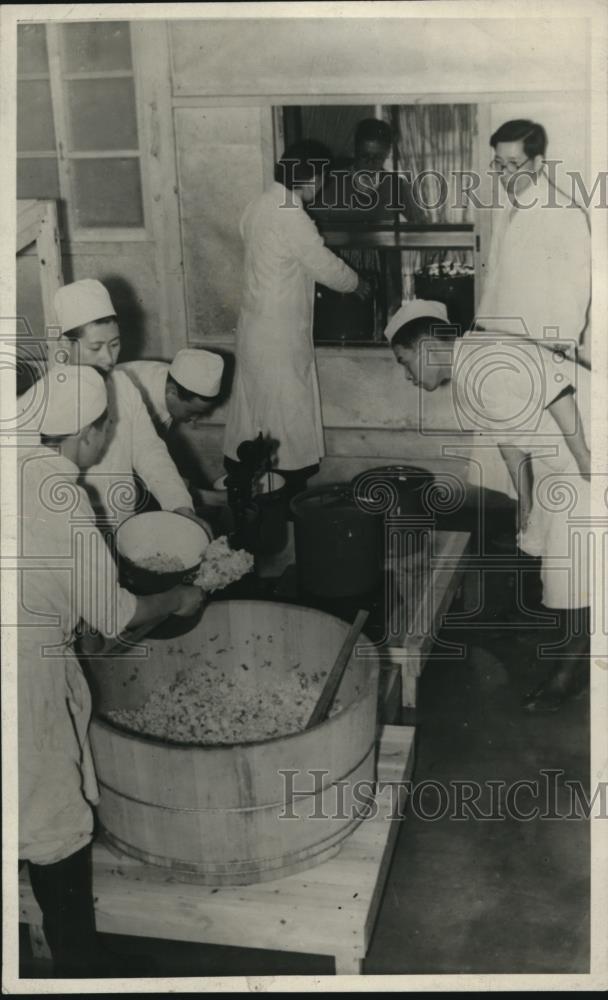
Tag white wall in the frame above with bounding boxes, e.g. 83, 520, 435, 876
169, 17, 587, 98
175, 107, 267, 339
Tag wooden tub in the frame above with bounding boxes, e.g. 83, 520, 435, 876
86, 600, 379, 885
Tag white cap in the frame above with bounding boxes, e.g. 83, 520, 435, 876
54, 279, 116, 335
19, 365, 107, 436
384, 299, 449, 343
169, 349, 224, 398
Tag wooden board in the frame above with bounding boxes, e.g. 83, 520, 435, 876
132, 21, 189, 357
17, 199, 63, 332
386, 529, 470, 708
19, 725, 414, 976
36, 201, 62, 330
17, 200, 45, 254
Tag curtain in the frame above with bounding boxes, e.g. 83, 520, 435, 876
388, 104, 476, 300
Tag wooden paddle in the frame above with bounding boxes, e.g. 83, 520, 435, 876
305, 609, 370, 730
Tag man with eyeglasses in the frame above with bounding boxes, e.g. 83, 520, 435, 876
471, 118, 591, 498
476, 119, 590, 353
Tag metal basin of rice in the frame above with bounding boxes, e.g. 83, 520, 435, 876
115, 510, 210, 594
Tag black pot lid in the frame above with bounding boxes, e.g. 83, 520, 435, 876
293, 484, 355, 510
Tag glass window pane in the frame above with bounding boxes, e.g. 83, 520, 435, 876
17, 157, 60, 199
17, 80, 56, 151
71, 158, 143, 228
66, 78, 138, 151
61, 22, 132, 73
18, 25, 49, 75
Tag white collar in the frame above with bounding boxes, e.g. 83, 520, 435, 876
25, 444, 81, 476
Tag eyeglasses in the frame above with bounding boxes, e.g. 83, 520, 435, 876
489, 156, 533, 175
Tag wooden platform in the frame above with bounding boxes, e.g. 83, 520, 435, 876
19, 725, 414, 976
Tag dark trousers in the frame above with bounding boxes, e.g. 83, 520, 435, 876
27, 844, 100, 977
548, 606, 590, 660
537, 605, 590, 695
26, 844, 151, 977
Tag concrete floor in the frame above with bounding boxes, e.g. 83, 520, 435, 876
367, 637, 590, 974
19, 495, 590, 978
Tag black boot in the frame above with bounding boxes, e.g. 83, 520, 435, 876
27, 844, 106, 977
27, 845, 157, 978
522, 607, 590, 713
522, 659, 589, 712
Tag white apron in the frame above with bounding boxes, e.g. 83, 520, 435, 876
224, 182, 358, 470
454, 338, 592, 608
19, 633, 98, 866
18, 448, 137, 864
516, 361, 592, 609
518, 455, 591, 610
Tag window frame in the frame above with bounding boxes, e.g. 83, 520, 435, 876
279, 102, 480, 347
45, 22, 151, 243
16, 30, 60, 200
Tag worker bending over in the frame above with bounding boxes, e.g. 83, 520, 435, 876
117, 348, 224, 435
17, 366, 204, 976
385, 300, 591, 713
45, 279, 208, 531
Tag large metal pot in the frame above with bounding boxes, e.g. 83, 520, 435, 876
351, 465, 435, 558
115, 510, 210, 595
290, 483, 384, 599
351, 465, 435, 517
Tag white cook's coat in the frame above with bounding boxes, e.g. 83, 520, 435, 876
477, 169, 590, 344
472, 170, 591, 496
18, 447, 137, 864
454, 333, 591, 608
470, 171, 591, 497
83, 370, 191, 524
116, 360, 172, 433
223, 182, 358, 470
